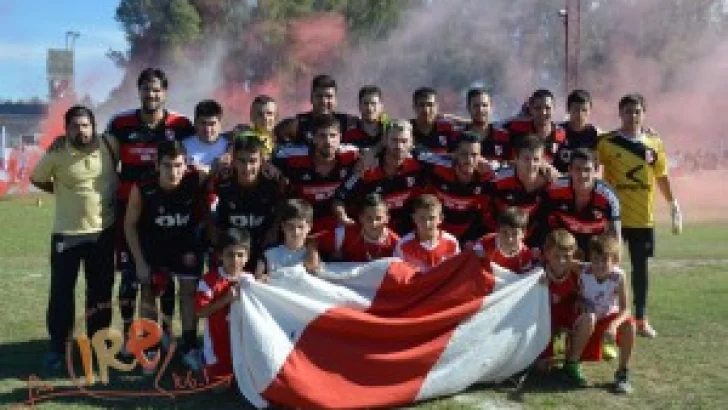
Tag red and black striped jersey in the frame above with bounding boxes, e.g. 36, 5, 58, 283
335, 155, 426, 236
493, 118, 566, 163
273, 144, 359, 234
553, 122, 601, 172
540, 176, 620, 252
488, 167, 550, 244
106, 109, 195, 200
456, 123, 510, 162
410, 118, 459, 153
341, 119, 385, 148
280, 111, 359, 145
420, 154, 493, 242
472, 233, 539, 274
316, 224, 399, 262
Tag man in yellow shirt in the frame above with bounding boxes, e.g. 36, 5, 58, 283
597, 93, 682, 338
31, 105, 118, 372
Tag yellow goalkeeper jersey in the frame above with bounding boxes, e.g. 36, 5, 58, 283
597, 131, 668, 228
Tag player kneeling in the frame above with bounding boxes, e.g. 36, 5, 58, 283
196, 228, 252, 387
565, 234, 636, 393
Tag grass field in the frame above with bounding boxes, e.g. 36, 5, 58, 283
0, 194, 727, 409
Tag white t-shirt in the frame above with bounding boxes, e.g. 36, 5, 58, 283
264, 245, 307, 273
182, 136, 229, 171
580, 264, 624, 319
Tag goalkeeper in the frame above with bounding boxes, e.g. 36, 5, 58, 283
596, 93, 682, 339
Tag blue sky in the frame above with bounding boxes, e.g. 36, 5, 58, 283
0, 1, 126, 103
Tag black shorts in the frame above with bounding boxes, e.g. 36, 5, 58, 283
622, 227, 655, 259
147, 248, 204, 280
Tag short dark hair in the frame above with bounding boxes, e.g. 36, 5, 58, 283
413, 87, 437, 105
514, 134, 544, 155
279, 199, 314, 223
252, 94, 275, 108
312, 74, 337, 92
156, 140, 186, 163
466, 87, 489, 106
457, 131, 482, 146
64, 105, 96, 135
218, 227, 251, 251
619, 93, 646, 111
194, 99, 223, 121
358, 85, 382, 102
530, 89, 554, 102
312, 114, 341, 135
233, 135, 265, 155
412, 193, 442, 213
362, 193, 387, 210
497, 206, 528, 229
137, 67, 168, 90
570, 147, 597, 167
567, 89, 592, 109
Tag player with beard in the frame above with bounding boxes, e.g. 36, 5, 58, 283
342, 86, 388, 148
31, 106, 118, 372
495, 89, 567, 165
334, 120, 427, 235
274, 75, 358, 144
106, 68, 195, 352
420, 132, 494, 245
273, 114, 359, 235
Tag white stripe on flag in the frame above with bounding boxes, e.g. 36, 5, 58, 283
416, 267, 550, 401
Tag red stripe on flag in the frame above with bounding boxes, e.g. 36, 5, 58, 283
263, 251, 494, 409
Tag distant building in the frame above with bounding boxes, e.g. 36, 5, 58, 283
0, 102, 47, 144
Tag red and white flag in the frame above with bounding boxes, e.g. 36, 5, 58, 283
230, 251, 550, 409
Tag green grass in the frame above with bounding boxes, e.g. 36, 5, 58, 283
1, 194, 727, 409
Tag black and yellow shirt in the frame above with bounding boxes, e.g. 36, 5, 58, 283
597, 131, 667, 228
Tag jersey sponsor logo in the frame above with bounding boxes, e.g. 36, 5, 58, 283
559, 148, 571, 163
128, 132, 139, 140
620, 165, 649, 190
474, 186, 482, 195
155, 213, 191, 227
439, 134, 447, 147
302, 173, 311, 181
440, 193, 474, 211
165, 129, 176, 141
302, 184, 338, 201
407, 177, 415, 187
229, 214, 265, 228
494, 145, 502, 156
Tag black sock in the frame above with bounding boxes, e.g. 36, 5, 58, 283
182, 330, 198, 352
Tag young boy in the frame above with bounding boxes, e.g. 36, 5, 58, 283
255, 199, 321, 280
394, 194, 460, 272
317, 193, 399, 262
567, 235, 636, 393
196, 228, 251, 383
182, 100, 230, 173
472, 206, 539, 274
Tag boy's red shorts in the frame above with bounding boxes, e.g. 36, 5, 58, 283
540, 304, 579, 359
581, 313, 634, 361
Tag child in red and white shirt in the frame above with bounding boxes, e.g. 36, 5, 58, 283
394, 194, 459, 272
317, 193, 399, 262
196, 228, 252, 383
472, 206, 539, 274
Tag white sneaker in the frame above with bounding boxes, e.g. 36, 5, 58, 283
637, 320, 657, 338
182, 349, 203, 371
